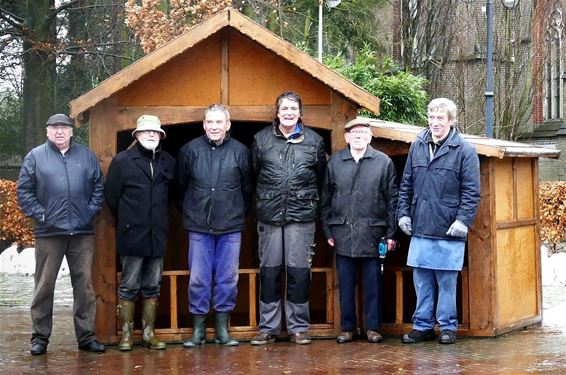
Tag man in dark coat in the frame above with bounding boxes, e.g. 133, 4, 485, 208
250, 91, 327, 346
17, 113, 105, 355
397, 98, 480, 345
177, 104, 252, 347
104, 115, 175, 351
320, 118, 398, 344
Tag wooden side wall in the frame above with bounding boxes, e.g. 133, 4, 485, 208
493, 158, 542, 333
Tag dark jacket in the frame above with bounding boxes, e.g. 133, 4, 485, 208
177, 135, 252, 235
397, 128, 480, 241
16, 139, 104, 238
252, 122, 326, 225
320, 146, 398, 257
104, 143, 175, 257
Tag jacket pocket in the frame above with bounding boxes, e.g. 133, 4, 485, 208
327, 216, 346, 225
369, 219, 387, 227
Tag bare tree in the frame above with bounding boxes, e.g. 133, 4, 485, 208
0, 0, 137, 153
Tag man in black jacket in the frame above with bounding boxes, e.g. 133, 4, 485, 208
250, 92, 327, 346
177, 104, 252, 347
320, 118, 398, 344
104, 115, 175, 351
17, 113, 105, 355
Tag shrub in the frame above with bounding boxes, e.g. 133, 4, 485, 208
539, 181, 566, 247
0, 179, 34, 250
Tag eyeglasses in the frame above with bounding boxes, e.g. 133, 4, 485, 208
139, 130, 160, 135
348, 130, 370, 136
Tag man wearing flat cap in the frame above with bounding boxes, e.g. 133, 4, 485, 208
17, 113, 105, 355
104, 115, 175, 351
320, 118, 398, 344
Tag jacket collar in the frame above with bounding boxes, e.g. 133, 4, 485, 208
340, 145, 377, 161
204, 132, 231, 147
272, 119, 305, 144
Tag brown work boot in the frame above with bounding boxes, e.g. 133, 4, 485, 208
366, 330, 383, 343
250, 332, 276, 346
289, 332, 311, 345
336, 331, 353, 344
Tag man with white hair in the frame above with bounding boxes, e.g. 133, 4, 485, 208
104, 115, 175, 351
177, 104, 252, 347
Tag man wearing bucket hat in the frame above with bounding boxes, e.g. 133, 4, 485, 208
104, 114, 175, 351
320, 118, 398, 344
17, 113, 105, 355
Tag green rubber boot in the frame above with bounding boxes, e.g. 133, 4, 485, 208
214, 312, 239, 346
183, 314, 207, 348
141, 299, 166, 350
118, 299, 135, 351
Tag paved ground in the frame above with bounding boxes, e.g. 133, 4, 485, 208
1, 281, 566, 374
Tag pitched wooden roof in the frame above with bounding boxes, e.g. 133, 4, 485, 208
362, 117, 561, 159
69, 8, 379, 119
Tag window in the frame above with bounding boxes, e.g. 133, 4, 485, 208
544, 2, 564, 121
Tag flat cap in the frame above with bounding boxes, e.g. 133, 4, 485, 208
46, 114, 74, 127
344, 118, 371, 130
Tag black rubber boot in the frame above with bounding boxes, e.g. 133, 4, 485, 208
214, 312, 239, 346
183, 314, 207, 348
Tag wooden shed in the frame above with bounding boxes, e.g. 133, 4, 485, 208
69, 8, 378, 344
69, 8, 560, 343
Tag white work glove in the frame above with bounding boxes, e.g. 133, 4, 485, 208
446, 220, 468, 238
398, 216, 412, 236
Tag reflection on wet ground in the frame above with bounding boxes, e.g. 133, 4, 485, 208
1, 274, 566, 374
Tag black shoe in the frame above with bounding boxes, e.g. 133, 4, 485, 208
30, 342, 47, 355
250, 332, 276, 346
438, 329, 457, 344
401, 329, 436, 344
78, 339, 106, 353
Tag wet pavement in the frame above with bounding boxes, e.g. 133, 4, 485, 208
1, 274, 566, 374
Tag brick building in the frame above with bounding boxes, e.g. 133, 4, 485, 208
390, 0, 564, 180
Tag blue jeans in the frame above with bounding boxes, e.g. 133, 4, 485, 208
118, 256, 164, 301
336, 254, 382, 331
187, 231, 241, 314
412, 267, 459, 331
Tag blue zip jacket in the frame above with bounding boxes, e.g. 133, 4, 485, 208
397, 128, 480, 241
17, 139, 104, 238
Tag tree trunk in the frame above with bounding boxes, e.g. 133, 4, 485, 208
21, 0, 57, 153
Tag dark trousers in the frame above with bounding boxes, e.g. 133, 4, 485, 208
336, 254, 383, 332
31, 235, 96, 346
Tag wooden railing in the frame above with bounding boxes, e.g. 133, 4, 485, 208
117, 265, 468, 337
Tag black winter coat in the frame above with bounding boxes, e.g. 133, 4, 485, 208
177, 135, 252, 235
252, 123, 326, 225
397, 128, 480, 241
104, 143, 176, 257
17, 139, 104, 238
320, 146, 398, 258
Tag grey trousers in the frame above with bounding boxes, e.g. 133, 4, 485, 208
257, 221, 315, 335
31, 235, 96, 346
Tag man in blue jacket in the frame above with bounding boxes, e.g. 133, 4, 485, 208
177, 104, 252, 347
397, 98, 480, 345
17, 113, 105, 355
